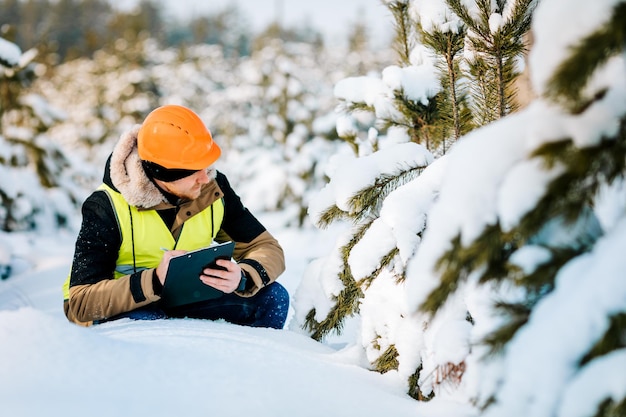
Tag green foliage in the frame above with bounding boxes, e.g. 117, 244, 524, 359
580, 313, 626, 366
422, 224, 511, 314
514, 247, 577, 293
596, 397, 626, 417
372, 344, 400, 373
304, 0, 536, 400
316, 205, 349, 229
407, 364, 434, 401
251, 22, 323, 54
385, 1, 461, 151
545, 2, 626, 112
418, 19, 469, 143
359, 247, 403, 290
304, 274, 363, 341
381, 0, 535, 153
530, 122, 626, 223
305, 158, 428, 339
446, 0, 535, 122
303, 222, 367, 340
372, 343, 437, 401
424, 113, 626, 318
351, 166, 426, 223
172, 4, 253, 56
388, 89, 446, 148
0, 37, 33, 118
387, 0, 417, 66
348, 21, 370, 53
1, 0, 124, 60
481, 301, 530, 355
316, 164, 426, 229
416, 4, 626, 412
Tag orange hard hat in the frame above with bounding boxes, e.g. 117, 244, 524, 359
137, 105, 221, 170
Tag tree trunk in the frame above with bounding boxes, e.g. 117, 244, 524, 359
446, 36, 461, 140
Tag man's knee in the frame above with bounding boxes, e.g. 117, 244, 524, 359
266, 282, 290, 304
252, 282, 290, 329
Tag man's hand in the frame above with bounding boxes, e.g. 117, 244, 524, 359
155, 249, 187, 285
200, 259, 242, 294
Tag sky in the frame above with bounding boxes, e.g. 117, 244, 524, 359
112, 0, 394, 47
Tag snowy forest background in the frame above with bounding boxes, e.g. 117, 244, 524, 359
1, 1, 625, 417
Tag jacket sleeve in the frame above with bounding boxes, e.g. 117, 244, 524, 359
66, 191, 160, 325
68, 270, 160, 324
215, 172, 286, 296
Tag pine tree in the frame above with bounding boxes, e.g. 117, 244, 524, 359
446, 0, 536, 123
384, 1, 448, 150
416, 1, 626, 415
413, 0, 472, 150
298, 0, 445, 346
293, 0, 535, 400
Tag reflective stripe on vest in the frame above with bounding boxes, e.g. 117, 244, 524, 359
62, 183, 224, 300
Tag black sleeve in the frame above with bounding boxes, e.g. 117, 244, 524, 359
215, 171, 266, 243
69, 190, 121, 287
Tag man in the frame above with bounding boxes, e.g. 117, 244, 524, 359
63, 104, 288, 328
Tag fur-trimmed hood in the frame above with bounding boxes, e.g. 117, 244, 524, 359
108, 125, 216, 209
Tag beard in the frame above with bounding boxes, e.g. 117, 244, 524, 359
174, 184, 202, 201
159, 181, 202, 201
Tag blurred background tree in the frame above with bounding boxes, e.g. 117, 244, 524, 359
0, 0, 392, 231
0, 36, 82, 232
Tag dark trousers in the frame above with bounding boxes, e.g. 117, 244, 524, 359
96, 282, 290, 329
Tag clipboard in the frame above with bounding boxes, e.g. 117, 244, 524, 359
161, 241, 235, 309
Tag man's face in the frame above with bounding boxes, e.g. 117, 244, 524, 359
157, 168, 211, 200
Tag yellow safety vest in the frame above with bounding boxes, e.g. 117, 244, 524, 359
63, 184, 224, 300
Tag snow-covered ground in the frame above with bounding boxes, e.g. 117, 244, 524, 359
0, 218, 474, 417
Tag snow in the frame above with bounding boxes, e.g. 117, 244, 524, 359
529, 0, 621, 95
508, 245, 552, 275
488, 13, 503, 33
2, 0, 625, 416
336, 114, 359, 138
402, 111, 529, 311
558, 349, 626, 417
0, 225, 475, 417
0, 308, 402, 416
595, 177, 626, 231
20, 93, 67, 127
496, 156, 564, 232
0, 37, 21, 67
409, 0, 463, 34
308, 142, 433, 221
484, 217, 626, 417
335, 52, 441, 124
300, 0, 626, 415
334, 76, 386, 107
525, 57, 626, 149
382, 64, 441, 105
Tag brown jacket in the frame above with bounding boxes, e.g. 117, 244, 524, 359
65, 126, 285, 326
